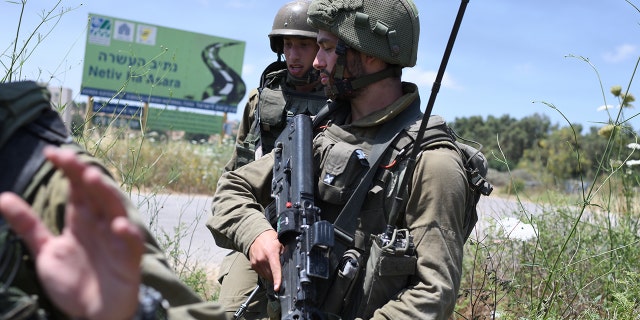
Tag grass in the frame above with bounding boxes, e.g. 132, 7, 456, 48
79, 124, 234, 301
454, 51, 640, 318
77, 124, 234, 196
6, 0, 640, 316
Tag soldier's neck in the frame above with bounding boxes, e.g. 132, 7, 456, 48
349, 78, 403, 122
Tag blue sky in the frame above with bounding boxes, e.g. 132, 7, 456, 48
2, 0, 639, 132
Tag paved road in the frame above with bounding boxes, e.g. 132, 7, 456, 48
133, 193, 230, 274
474, 195, 541, 241
133, 192, 539, 272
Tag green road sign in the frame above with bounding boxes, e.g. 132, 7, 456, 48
81, 13, 246, 114
146, 107, 223, 135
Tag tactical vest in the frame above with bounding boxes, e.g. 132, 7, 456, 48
311, 98, 490, 245
312, 112, 478, 247
235, 69, 326, 168
309, 100, 491, 319
369, 114, 491, 242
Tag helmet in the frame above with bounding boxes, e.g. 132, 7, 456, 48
269, 0, 318, 54
307, 0, 420, 67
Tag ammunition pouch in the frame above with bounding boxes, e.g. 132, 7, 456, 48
322, 249, 362, 316
357, 228, 417, 318
316, 141, 369, 206
233, 132, 259, 168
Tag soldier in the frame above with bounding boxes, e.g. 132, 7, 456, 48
0, 81, 227, 319
209, 0, 473, 319
224, 0, 326, 171
211, 1, 327, 318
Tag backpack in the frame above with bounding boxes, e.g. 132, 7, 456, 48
445, 128, 493, 241
389, 114, 493, 242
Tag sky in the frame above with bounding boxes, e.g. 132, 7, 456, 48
2, 0, 640, 133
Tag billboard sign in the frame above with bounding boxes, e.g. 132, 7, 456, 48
146, 107, 224, 135
81, 14, 246, 114
93, 101, 143, 118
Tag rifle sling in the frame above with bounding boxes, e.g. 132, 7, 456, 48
332, 101, 421, 246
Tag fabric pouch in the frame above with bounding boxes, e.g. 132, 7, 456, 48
358, 230, 417, 318
317, 141, 369, 205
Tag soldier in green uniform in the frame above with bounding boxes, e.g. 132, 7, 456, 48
0, 81, 228, 319
225, 0, 326, 171
212, 1, 327, 318
209, 0, 473, 319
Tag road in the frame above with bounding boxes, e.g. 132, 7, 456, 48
133, 193, 230, 275
133, 192, 539, 273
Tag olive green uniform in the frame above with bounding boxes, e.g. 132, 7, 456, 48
216, 68, 326, 318
209, 83, 471, 319
224, 69, 326, 172
9, 147, 229, 319
0, 80, 228, 319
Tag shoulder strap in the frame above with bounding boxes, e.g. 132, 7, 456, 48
332, 100, 422, 245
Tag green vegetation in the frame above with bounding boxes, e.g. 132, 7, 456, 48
453, 60, 640, 318
5, 0, 640, 316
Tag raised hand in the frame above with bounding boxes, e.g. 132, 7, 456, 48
0, 146, 145, 320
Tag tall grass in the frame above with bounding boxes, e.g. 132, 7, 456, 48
455, 51, 640, 320
81, 124, 234, 302
79, 124, 234, 196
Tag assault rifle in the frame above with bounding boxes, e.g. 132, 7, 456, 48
271, 114, 334, 320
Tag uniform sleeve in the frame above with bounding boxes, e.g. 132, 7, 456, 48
208, 153, 275, 256
372, 147, 469, 320
167, 301, 230, 320
224, 88, 259, 171
30, 153, 204, 308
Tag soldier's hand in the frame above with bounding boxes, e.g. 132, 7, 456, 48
0, 146, 144, 320
249, 229, 283, 291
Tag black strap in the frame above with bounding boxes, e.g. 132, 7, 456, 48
311, 100, 338, 128
332, 100, 422, 245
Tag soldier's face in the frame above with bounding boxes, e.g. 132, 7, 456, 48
283, 36, 319, 78
313, 30, 339, 87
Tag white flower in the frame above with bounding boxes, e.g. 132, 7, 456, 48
627, 143, 640, 150
626, 159, 640, 167
498, 217, 537, 241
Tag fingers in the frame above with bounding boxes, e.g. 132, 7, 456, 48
43, 146, 127, 220
111, 216, 145, 267
81, 163, 128, 219
0, 192, 53, 256
43, 146, 143, 261
270, 249, 282, 292
249, 230, 283, 292
43, 146, 87, 188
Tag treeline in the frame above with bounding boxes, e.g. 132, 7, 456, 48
449, 112, 638, 184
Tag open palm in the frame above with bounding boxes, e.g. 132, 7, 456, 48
0, 147, 144, 320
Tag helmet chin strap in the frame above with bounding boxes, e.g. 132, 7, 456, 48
325, 39, 402, 100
